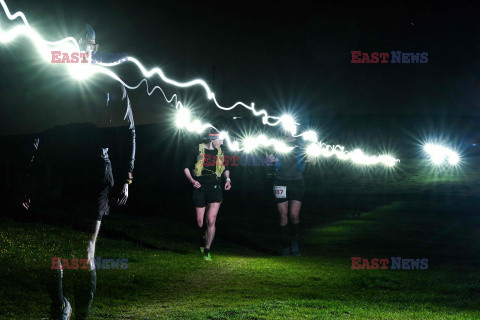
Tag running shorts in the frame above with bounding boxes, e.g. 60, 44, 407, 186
273, 178, 304, 203
193, 184, 223, 207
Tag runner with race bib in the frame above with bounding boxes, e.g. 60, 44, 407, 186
266, 130, 307, 257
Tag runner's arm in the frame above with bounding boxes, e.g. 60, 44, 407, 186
184, 148, 201, 188
22, 137, 40, 210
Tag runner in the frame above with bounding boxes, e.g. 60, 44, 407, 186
267, 130, 306, 257
22, 24, 135, 320
183, 128, 231, 261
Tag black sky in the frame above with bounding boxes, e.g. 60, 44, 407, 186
0, 0, 479, 135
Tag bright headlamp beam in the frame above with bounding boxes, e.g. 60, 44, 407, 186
280, 115, 298, 135
423, 144, 459, 166
297, 130, 318, 142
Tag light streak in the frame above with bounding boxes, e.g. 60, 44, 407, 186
305, 142, 398, 166
0, 0, 399, 167
174, 108, 398, 166
0, 0, 299, 129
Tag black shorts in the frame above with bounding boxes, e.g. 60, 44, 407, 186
193, 184, 223, 208
33, 157, 113, 228
96, 160, 114, 221
75, 158, 114, 222
75, 159, 114, 222
273, 178, 304, 203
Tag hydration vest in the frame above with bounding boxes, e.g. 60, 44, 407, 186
194, 143, 225, 178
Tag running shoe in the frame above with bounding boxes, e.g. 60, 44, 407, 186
291, 241, 301, 257
61, 297, 72, 320
200, 246, 204, 254
203, 251, 212, 261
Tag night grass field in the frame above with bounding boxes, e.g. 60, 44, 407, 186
2, 188, 480, 319
1, 158, 480, 319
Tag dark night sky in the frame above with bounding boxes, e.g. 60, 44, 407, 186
0, 0, 479, 135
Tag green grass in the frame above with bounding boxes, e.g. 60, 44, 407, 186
1, 196, 480, 319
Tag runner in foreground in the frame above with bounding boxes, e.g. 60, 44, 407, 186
22, 24, 135, 319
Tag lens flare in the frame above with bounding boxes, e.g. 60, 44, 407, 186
424, 144, 459, 166
299, 130, 318, 142
68, 63, 97, 80
175, 107, 191, 129
280, 115, 298, 135
219, 131, 228, 140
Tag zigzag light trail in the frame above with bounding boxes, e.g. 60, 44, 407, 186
0, 0, 399, 166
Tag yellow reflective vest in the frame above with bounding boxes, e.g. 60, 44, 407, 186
194, 143, 225, 178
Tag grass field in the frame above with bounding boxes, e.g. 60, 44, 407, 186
1, 175, 480, 320
1, 156, 479, 319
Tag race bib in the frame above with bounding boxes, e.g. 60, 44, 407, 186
274, 186, 287, 198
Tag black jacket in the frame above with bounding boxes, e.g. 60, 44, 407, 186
25, 83, 136, 190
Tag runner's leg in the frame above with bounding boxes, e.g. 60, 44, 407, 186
277, 201, 290, 254
75, 220, 101, 320
289, 200, 302, 256
289, 200, 301, 225
278, 201, 289, 226
196, 206, 207, 249
196, 207, 206, 228
47, 258, 65, 318
205, 202, 220, 250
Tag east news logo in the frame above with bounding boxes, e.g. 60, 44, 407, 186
51, 51, 128, 64
351, 257, 428, 270
351, 51, 428, 63
51, 257, 128, 269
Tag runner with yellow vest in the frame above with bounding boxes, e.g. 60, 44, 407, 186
183, 128, 232, 261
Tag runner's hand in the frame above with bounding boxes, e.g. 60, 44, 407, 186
22, 194, 31, 210
224, 180, 231, 191
192, 180, 201, 188
117, 183, 129, 205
